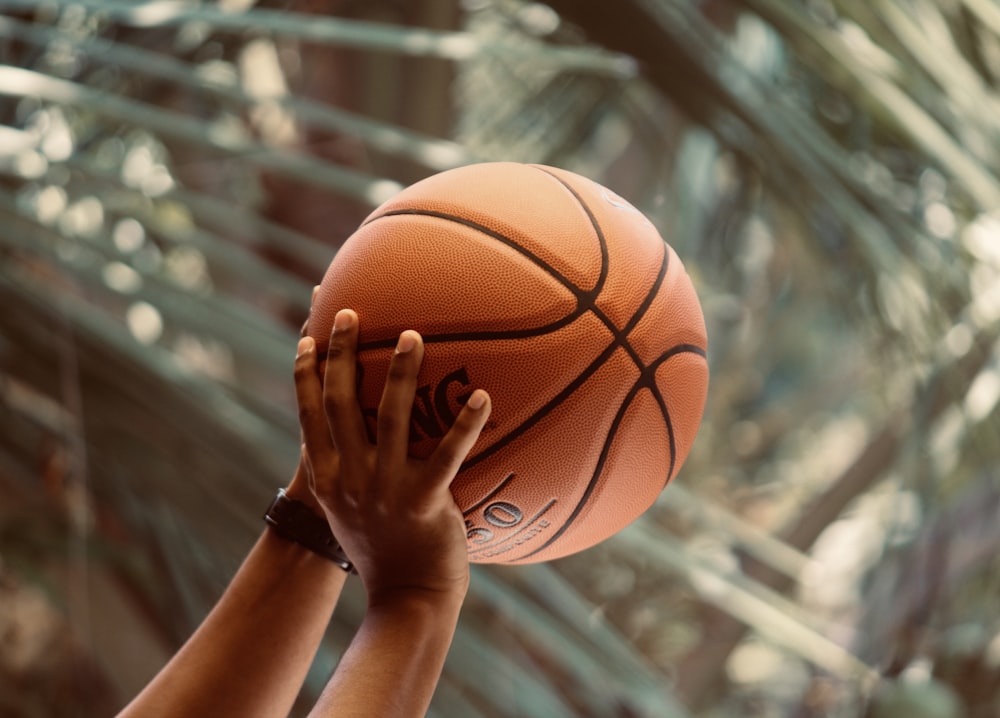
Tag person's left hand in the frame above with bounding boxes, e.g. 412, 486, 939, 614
294, 309, 491, 605
282, 288, 329, 517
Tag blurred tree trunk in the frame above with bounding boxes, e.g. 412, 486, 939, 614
257, 0, 462, 275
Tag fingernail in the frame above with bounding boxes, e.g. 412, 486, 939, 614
312, 285, 320, 302
396, 330, 417, 354
333, 309, 354, 332
466, 389, 487, 410
297, 336, 313, 356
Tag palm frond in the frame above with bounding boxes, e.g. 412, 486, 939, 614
2, 1, 999, 716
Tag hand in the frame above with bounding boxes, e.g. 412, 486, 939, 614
293, 309, 491, 605
283, 288, 330, 517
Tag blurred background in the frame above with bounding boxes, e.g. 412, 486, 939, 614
1, 1, 999, 716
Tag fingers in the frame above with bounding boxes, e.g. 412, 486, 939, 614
295, 445, 313, 493
427, 389, 491, 485
294, 336, 337, 491
323, 309, 368, 464
375, 330, 425, 480
305, 305, 490, 503
300, 285, 321, 338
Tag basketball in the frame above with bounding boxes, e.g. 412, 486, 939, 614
308, 162, 708, 564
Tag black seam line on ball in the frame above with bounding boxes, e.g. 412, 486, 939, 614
587, 240, 669, 372
342, 173, 662, 368
517, 342, 707, 562
467, 499, 558, 558
461, 471, 516, 518
460, 336, 622, 472
533, 166, 670, 376
368, 208, 605, 308
530, 166, 610, 303
344, 205, 600, 351
516, 371, 645, 561
348, 309, 587, 352
646, 343, 707, 488
313, 314, 585, 364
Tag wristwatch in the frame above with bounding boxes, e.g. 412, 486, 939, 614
263, 489, 354, 573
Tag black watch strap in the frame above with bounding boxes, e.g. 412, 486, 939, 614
264, 489, 354, 573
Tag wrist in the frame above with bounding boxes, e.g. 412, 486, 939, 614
363, 591, 465, 643
264, 488, 354, 573
367, 585, 468, 616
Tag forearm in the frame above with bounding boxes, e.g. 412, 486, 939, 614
117, 488, 348, 718
308, 591, 464, 718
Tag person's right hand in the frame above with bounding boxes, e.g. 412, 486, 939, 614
293, 308, 491, 606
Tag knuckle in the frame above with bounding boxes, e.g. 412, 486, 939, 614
327, 342, 347, 361
326, 335, 355, 362
432, 444, 462, 473
372, 464, 395, 488
323, 385, 356, 417
293, 358, 312, 379
323, 390, 344, 416
386, 358, 414, 382
376, 411, 404, 438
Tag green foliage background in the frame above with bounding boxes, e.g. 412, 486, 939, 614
1, 1, 999, 716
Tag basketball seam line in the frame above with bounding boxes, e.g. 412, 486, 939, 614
517, 342, 707, 561
505, 175, 706, 561
509, 172, 673, 560
367, 208, 601, 301
347, 312, 586, 351
348, 207, 599, 350
529, 166, 676, 377
460, 336, 622, 471
531, 167, 654, 370
357, 165, 613, 346
529, 165, 611, 303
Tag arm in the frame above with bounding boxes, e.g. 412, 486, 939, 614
308, 591, 463, 718
296, 309, 491, 718
116, 460, 349, 718
119, 286, 348, 718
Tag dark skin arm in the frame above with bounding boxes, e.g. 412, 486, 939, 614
115, 460, 348, 718
296, 308, 491, 718
117, 287, 348, 718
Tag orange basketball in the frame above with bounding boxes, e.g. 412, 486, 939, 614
309, 162, 708, 564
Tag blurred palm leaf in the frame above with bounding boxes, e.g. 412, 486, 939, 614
1, 1, 999, 717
